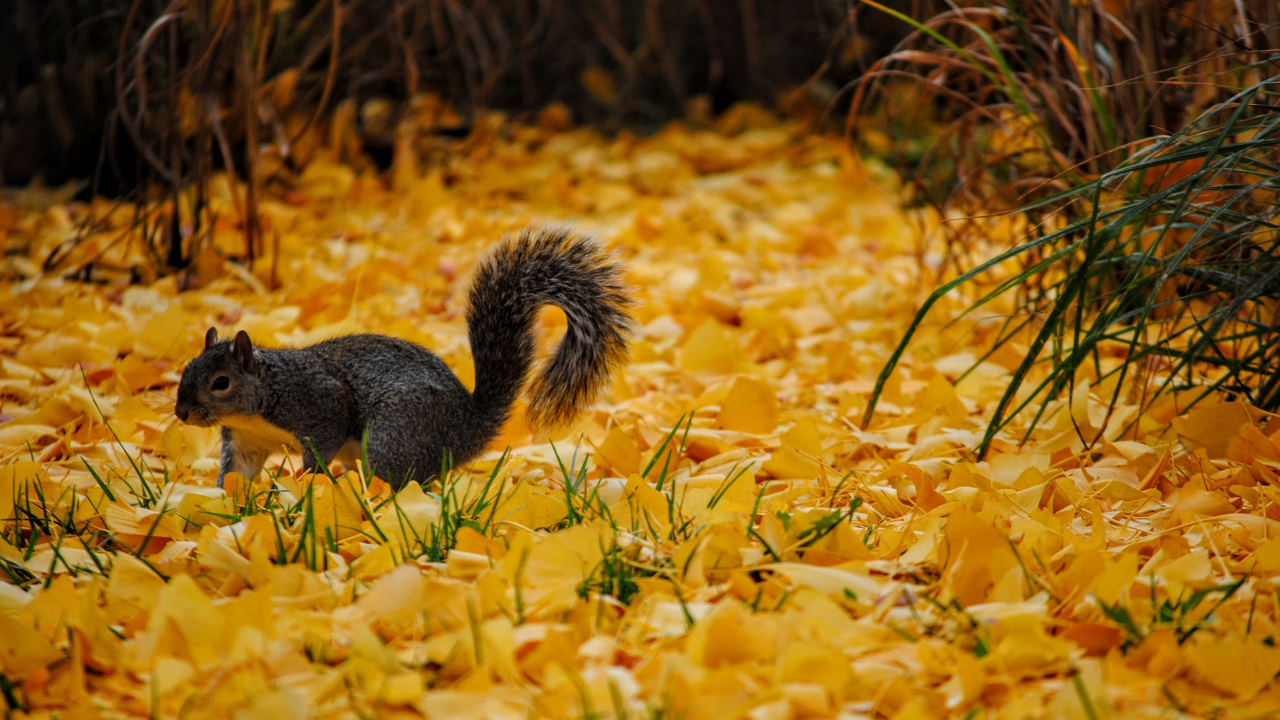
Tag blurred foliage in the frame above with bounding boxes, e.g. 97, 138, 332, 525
1, 0, 905, 194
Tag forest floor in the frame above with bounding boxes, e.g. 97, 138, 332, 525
2, 107, 1278, 719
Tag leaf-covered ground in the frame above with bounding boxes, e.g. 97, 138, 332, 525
3, 106, 1280, 720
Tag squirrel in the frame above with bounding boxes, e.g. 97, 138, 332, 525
174, 227, 634, 489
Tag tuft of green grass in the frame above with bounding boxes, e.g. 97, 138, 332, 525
377, 448, 515, 562
795, 497, 863, 550
1099, 576, 1247, 650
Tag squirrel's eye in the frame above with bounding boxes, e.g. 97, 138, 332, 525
211, 376, 230, 391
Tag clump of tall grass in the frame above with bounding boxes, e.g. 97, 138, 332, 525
851, 0, 1280, 452
867, 74, 1280, 454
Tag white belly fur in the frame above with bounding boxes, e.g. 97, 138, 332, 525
222, 414, 300, 455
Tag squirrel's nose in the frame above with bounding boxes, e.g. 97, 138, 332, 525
175, 405, 189, 422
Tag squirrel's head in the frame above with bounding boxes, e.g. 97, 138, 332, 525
175, 328, 264, 426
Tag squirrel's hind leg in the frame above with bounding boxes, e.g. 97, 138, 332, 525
298, 434, 351, 478
359, 383, 484, 489
363, 434, 426, 490
363, 419, 453, 490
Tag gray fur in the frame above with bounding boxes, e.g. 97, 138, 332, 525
175, 227, 634, 489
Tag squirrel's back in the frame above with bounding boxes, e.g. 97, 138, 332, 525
303, 334, 487, 473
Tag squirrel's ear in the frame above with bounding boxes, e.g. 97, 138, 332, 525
205, 327, 218, 349
233, 331, 258, 373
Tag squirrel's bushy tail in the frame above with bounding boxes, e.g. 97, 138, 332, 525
466, 227, 633, 431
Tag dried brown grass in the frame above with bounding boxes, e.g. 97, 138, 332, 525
849, 0, 1280, 213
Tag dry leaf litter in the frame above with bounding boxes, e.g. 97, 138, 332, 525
1, 104, 1279, 720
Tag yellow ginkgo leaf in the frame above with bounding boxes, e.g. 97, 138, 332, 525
716, 376, 778, 435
